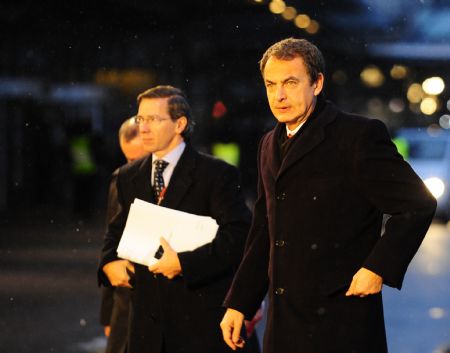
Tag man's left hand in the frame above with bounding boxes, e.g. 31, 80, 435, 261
148, 237, 182, 279
345, 267, 383, 297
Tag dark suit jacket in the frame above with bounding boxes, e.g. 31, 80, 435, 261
99, 144, 252, 353
224, 101, 436, 353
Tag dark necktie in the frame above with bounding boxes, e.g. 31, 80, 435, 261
153, 159, 169, 201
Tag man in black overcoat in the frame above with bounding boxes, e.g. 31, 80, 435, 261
99, 85, 252, 353
220, 38, 437, 353
100, 117, 147, 353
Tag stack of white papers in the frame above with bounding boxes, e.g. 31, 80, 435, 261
117, 198, 219, 266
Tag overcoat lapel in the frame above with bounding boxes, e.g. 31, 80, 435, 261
159, 145, 195, 209
131, 155, 155, 203
277, 102, 338, 179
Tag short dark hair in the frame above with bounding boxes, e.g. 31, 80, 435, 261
259, 38, 325, 84
118, 117, 140, 143
137, 85, 194, 141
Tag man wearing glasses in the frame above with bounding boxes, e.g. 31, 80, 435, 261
99, 85, 252, 353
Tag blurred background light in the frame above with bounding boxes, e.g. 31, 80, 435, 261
388, 98, 405, 113
305, 20, 320, 34
407, 83, 424, 104
390, 65, 408, 80
422, 77, 445, 95
424, 177, 445, 199
429, 307, 446, 320
269, 0, 286, 14
439, 114, 450, 129
294, 14, 311, 28
281, 6, 297, 20
420, 97, 438, 115
360, 66, 385, 87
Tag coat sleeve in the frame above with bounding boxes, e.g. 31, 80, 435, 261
98, 169, 128, 286
222, 135, 271, 319
177, 163, 252, 289
353, 119, 436, 289
100, 286, 114, 325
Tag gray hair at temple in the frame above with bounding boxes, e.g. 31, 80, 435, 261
118, 117, 140, 143
137, 85, 195, 141
259, 38, 325, 84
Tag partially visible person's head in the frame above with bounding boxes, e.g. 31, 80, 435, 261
259, 37, 325, 84
118, 117, 147, 162
136, 85, 193, 157
259, 38, 325, 129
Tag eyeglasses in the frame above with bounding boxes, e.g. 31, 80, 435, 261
134, 115, 171, 125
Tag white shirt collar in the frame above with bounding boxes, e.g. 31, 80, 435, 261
152, 141, 186, 166
285, 121, 304, 137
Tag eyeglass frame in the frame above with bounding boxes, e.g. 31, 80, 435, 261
134, 115, 172, 125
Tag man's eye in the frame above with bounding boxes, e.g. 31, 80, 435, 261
286, 80, 297, 87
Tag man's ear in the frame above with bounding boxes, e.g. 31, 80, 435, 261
176, 116, 188, 134
313, 73, 324, 96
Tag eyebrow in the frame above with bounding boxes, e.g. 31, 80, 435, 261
265, 76, 299, 84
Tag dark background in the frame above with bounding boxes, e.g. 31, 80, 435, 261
1, 0, 449, 216
0, 1, 450, 352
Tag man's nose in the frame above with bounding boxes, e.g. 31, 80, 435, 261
275, 85, 286, 101
139, 123, 150, 133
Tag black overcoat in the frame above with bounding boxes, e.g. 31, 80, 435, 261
99, 145, 252, 353
225, 101, 436, 353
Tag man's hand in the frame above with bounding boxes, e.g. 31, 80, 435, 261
346, 267, 383, 297
148, 237, 182, 279
102, 260, 134, 288
220, 308, 246, 351
104, 325, 111, 337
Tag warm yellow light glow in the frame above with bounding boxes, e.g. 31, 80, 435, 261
407, 83, 423, 103
294, 14, 310, 28
422, 77, 445, 95
305, 20, 320, 34
360, 66, 385, 87
390, 65, 408, 79
420, 97, 438, 115
269, 0, 286, 14
281, 6, 297, 20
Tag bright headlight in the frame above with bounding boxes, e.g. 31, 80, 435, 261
424, 177, 445, 199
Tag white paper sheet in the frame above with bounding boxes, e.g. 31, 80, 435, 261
117, 198, 219, 266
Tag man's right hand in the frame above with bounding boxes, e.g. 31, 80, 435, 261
220, 308, 246, 351
102, 260, 134, 288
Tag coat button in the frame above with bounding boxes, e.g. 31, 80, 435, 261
274, 287, 285, 295
275, 240, 285, 247
276, 193, 286, 201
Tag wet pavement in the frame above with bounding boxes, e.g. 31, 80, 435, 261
1, 209, 449, 353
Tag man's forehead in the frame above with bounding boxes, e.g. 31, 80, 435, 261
264, 56, 306, 79
138, 97, 169, 112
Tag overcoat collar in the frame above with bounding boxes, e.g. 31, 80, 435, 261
266, 101, 338, 180
130, 143, 196, 209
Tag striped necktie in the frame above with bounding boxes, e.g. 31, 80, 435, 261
153, 160, 169, 201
